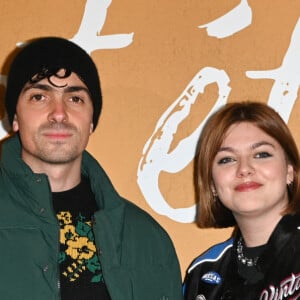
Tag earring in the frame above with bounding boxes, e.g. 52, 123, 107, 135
212, 190, 218, 202
287, 181, 294, 193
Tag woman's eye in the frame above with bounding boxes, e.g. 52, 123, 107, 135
217, 157, 235, 164
255, 152, 272, 159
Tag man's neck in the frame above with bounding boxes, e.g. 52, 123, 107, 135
22, 155, 82, 192
46, 167, 81, 192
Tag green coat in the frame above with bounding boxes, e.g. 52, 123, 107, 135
0, 136, 183, 300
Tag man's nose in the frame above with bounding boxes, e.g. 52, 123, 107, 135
48, 100, 68, 123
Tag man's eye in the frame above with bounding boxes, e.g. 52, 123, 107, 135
217, 157, 235, 164
31, 94, 45, 101
255, 152, 272, 159
71, 96, 83, 103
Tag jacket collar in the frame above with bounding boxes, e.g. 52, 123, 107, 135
1, 135, 126, 264
234, 214, 300, 272
1, 134, 124, 212
1, 134, 32, 174
258, 214, 300, 270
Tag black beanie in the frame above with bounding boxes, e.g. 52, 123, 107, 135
5, 37, 102, 130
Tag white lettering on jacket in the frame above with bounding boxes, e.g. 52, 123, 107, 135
259, 273, 300, 300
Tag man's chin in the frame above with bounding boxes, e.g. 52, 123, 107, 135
38, 149, 80, 165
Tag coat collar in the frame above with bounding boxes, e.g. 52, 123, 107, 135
1, 134, 124, 211
1, 134, 127, 265
233, 214, 300, 272
258, 214, 300, 270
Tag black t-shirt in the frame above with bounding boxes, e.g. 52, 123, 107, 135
237, 242, 266, 284
52, 177, 111, 300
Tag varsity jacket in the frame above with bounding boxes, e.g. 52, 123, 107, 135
0, 135, 183, 300
183, 214, 300, 300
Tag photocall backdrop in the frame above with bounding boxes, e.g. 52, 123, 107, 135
1, 0, 300, 276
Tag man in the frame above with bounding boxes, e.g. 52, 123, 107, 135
0, 37, 183, 299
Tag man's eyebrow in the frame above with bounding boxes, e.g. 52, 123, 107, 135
64, 86, 91, 95
22, 83, 52, 92
21, 83, 90, 95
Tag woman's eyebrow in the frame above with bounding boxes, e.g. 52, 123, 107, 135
217, 141, 275, 153
217, 146, 235, 153
251, 141, 275, 149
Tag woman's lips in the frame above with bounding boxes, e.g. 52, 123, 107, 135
235, 181, 262, 192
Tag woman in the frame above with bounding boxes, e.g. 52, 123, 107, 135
183, 102, 300, 300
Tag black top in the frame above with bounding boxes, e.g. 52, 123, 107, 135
237, 242, 266, 284
52, 177, 111, 300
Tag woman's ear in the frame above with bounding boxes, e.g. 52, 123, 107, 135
287, 164, 294, 185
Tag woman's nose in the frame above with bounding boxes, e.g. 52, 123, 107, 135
236, 158, 255, 177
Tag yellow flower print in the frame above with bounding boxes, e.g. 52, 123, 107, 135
57, 211, 72, 225
60, 224, 78, 244
66, 236, 96, 260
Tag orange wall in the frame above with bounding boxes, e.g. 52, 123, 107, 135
1, 0, 300, 277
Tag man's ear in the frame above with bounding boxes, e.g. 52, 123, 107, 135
12, 114, 19, 132
89, 123, 94, 134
